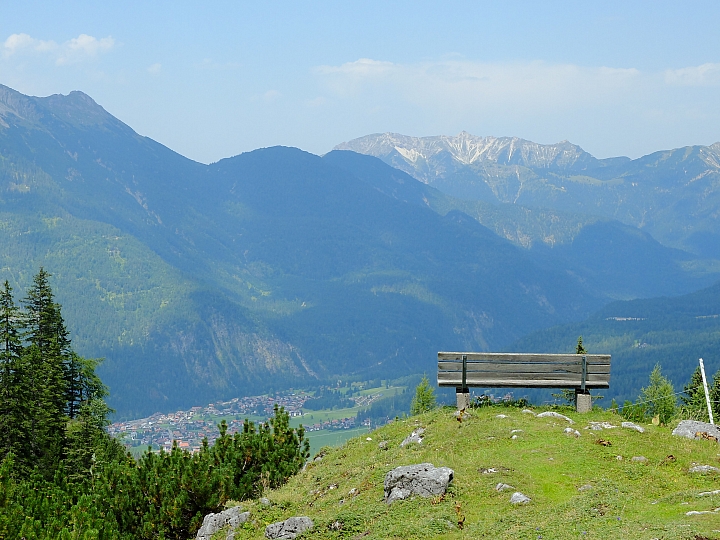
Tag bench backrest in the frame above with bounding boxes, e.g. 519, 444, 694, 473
437, 352, 611, 389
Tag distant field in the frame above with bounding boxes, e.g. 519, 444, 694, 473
303, 426, 371, 456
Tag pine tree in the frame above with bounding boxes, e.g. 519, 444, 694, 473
0, 281, 29, 469
639, 364, 676, 425
710, 369, 720, 420
680, 366, 708, 420
575, 336, 587, 354
22, 269, 69, 475
410, 375, 436, 415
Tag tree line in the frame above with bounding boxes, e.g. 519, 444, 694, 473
0, 269, 310, 539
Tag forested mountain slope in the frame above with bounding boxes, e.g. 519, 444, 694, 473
1, 85, 718, 418
512, 280, 720, 404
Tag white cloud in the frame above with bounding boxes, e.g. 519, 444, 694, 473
2, 32, 114, 64
3, 33, 57, 56
263, 89, 281, 102
56, 34, 115, 65
665, 63, 720, 86
315, 58, 643, 112
147, 63, 162, 75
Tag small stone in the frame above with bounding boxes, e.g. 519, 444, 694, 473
698, 489, 720, 497
366, 437, 372, 441
521, 409, 535, 415
686, 509, 719, 516
495, 483, 514, 492
378, 441, 388, 450
621, 421, 645, 433
479, 467, 498, 474
511, 429, 523, 434
578, 484, 593, 492
564, 427, 580, 437
616, 455, 623, 461
265, 517, 314, 539
537, 411, 573, 423
496, 414, 508, 418
510, 492, 531, 504
511, 434, 518, 439
631, 456, 648, 463
587, 421, 617, 431
400, 428, 425, 447
348, 488, 359, 496
259, 497, 271, 506
689, 465, 720, 474
329, 483, 338, 490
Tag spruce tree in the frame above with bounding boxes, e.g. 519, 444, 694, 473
0, 281, 29, 468
22, 269, 69, 475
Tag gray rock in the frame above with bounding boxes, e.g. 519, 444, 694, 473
587, 421, 617, 430
631, 456, 648, 463
196, 506, 250, 540
578, 484, 593, 491
689, 465, 720, 474
384, 463, 454, 504
686, 509, 719, 516
495, 414, 508, 418
400, 428, 425, 447
537, 411, 573, 423
265, 517, 314, 539
564, 427, 581, 437
378, 441, 388, 450
621, 421, 645, 433
510, 429, 523, 434
495, 483, 514, 492
521, 409, 536, 415
259, 497, 271, 506
699, 489, 720, 496
510, 492, 531, 504
672, 420, 720, 441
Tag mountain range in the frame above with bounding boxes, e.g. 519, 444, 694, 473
1, 84, 718, 417
336, 132, 720, 257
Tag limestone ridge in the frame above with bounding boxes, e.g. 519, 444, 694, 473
335, 132, 720, 256
334, 132, 604, 177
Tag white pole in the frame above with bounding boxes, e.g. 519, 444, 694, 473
699, 358, 714, 425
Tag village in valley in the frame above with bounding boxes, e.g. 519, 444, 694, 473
108, 387, 388, 454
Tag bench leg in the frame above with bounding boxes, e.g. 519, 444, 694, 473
456, 388, 471, 410
575, 390, 592, 413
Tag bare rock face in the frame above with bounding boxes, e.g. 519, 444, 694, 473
384, 463, 454, 504
265, 517, 314, 539
196, 506, 250, 540
672, 420, 720, 441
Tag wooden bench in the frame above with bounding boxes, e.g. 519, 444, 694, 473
437, 352, 611, 413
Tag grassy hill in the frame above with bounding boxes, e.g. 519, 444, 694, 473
226, 406, 720, 539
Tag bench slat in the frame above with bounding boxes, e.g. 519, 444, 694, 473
438, 352, 610, 364
437, 377, 610, 389
437, 361, 610, 374
438, 371, 609, 383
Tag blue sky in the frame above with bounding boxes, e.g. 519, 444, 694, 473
2, 1, 720, 163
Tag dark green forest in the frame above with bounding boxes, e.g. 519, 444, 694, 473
511, 280, 720, 405
0, 270, 309, 539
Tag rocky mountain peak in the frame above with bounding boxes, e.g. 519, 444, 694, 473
335, 132, 597, 174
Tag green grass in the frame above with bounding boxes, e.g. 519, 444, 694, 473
219, 406, 720, 539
